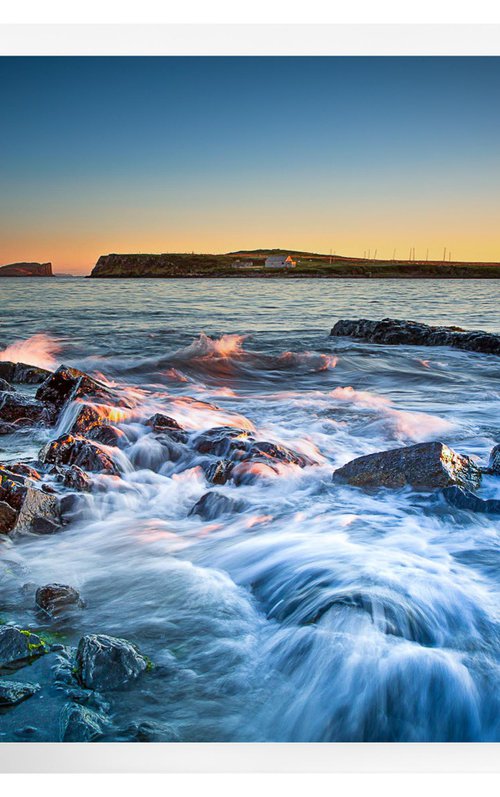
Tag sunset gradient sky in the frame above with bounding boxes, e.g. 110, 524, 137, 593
1, 56, 499, 274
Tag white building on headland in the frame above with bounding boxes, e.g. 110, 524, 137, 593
264, 254, 297, 269
232, 259, 254, 269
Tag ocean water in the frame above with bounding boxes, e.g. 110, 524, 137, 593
1, 277, 499, 742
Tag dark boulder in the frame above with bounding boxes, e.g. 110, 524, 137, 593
332, 442, 482, 491
330, 318, 500, 356
488, 444, 500, 475
245, 440, 309, 467
0, 421, 17, 435
0, 680, 41, 706
189, 491, 245, 520
0, 500, 18, 533
0, 361, 51, 385
146, 413, 183, 433
54, 464, 92, 492
0, 377, 14, 392
0, 626, 46, 666
192, 426, 254, 458
14, 485, 63, 534
69, 404, 102, 436
76, 634, 148, 690
0, 467, 29, 511
442, 486, 500, 514
88, 424, 122, 446
35, 583, 84, 616
60, 702, 107, 742
0, 392, 54, 426
202, 459, 234, 485
59, 492, 92, 524
5, 463, 41, 481
36, 365, 122, 412
39, 434, 119, 474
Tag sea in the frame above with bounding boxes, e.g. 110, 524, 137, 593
0, 277, 499, 742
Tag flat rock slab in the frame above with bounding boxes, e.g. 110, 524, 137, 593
330, 318, 500, 356
332, 441, 482, 491
0, 680, 41, 706
76, 634, 148, 690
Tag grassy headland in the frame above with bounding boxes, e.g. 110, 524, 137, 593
90, 250, 500, 278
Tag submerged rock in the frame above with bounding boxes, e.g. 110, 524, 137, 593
0, 361, 51, 385
35, 583, 84, 616
0, 626, 46, 666
0, 680, 41, 706
189, 490, 245, 520
76, 634, 149, 690
332, 442, 482, 491
330, 318, 500, 356
442, 486, 500, 514
0, 392, 54, 426
39, 434, 119, 474
0, 421, 17, 435
60, 702, 107, 742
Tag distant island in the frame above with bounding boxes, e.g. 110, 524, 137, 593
0, 261, 53, 277
90, 250, 500, 279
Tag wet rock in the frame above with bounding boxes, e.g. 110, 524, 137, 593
0, 680, 41, 706
54, 464, 92, 492
245, 440, 309, 467
88, 424, 122, 446
0, 361, 51, 385
0, 500, 17, 533
193, 426, 254, 458
0, 626, 46, 666
442, 486, 500, 514
146, 413, 184, 433
0, 377, 15, 392
126, 719, 180, 742
231, 460, 279, 485
39, 434, 119, 474
488, 444, 500, 475
5, 463, 42, 481
0, 468, 29, 511
14, 486, 62, 534
332, 442, 482, 491
189, 491, 245, 520
76, 634, 148, 691
0, 392, 54, 426
202, 459, 234, 485
59, 492, 92, 524
330, 318, 500, 356
36, 365, 120, 412
60, 702, 107, 742
0, 421, 16, 435
69, 404, 103, 436
35, 583, 84, 616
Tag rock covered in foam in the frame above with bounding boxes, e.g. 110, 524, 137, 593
332, 441, 482, 491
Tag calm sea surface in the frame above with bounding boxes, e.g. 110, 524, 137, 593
1, 277, 499, 741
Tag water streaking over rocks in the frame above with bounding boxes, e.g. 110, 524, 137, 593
0, 278, 499, 742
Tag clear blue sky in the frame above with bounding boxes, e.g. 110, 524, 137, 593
1, 56, 499, 272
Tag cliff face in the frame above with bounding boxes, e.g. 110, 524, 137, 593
91, 253, 234, 278
0, 262, 53, 277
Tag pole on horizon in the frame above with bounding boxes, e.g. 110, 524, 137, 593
392, 248, 396, 260
443, 247, 447, 261
426, 249, 429, 261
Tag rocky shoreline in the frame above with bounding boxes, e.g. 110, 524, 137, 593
1, 319, 500, 740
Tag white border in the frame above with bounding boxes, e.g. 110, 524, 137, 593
0, 23, 500, 56
0, 23, 499, 773
0, 743, 499, 773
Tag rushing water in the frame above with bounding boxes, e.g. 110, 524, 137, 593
1, 277, 500, 742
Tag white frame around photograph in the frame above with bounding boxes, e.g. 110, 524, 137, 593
0, 22, 499, 774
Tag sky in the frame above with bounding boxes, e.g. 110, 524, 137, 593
0, 56, 499, 274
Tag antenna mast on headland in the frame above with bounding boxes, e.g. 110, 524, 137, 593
443, 247, 447, 261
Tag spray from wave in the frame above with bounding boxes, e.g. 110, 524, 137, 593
0, 333, 62, 370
